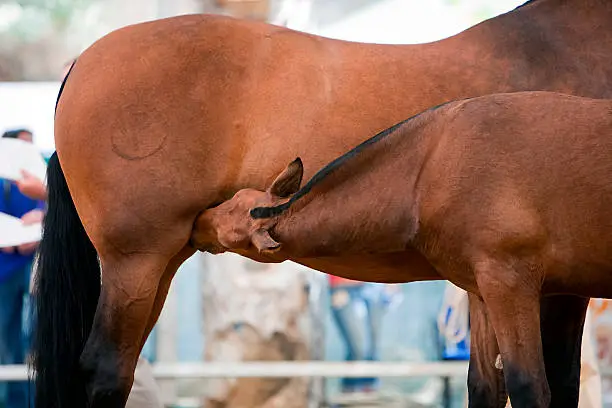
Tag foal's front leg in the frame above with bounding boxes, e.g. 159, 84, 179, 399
475, 259, 549, 408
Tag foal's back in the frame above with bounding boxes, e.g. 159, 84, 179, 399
417, 91, 612, 296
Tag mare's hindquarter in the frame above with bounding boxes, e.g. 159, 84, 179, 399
413, 92, 612, 298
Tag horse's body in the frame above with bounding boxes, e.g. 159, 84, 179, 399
35, 0, 612, 407
193, 91, 612, 408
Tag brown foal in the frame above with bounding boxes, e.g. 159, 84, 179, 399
192, 91, 612, 408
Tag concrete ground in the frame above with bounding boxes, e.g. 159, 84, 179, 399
165, 376, 464, 408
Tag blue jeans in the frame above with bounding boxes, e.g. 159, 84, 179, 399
0, 266, 33, 408
330, 283, 390, 393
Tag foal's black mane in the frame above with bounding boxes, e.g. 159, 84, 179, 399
515, 0, 540, 9
251, 103, 448, 220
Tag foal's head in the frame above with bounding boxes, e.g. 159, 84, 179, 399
193, 158, 304, 254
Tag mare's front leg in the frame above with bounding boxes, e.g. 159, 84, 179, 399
475, 259, 549, 408
540, 295, 589, 408
468, 293, 508, 408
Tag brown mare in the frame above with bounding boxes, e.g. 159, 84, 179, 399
33, 0, 612, 407
190, 90, 612, 408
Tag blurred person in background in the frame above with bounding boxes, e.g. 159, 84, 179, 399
0, 129, 44, 408
329, 275, 401, 395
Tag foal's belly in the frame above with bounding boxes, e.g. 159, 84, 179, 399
293, 248, 442, 283
228, 247, 442, 283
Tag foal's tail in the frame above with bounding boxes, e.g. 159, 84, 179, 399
31, 152, 101, 408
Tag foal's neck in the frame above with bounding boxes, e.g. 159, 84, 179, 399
271, 110, 439, 258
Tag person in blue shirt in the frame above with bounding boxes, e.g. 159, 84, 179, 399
0, 128, 45, 408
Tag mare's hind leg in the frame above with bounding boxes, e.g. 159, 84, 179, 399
140, 245, 196, 352
468, 293, 507, 408
80, 253, 170, 407
475, 259, 550, 408
540, 295, 589, 408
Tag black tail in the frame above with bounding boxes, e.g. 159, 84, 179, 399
31, 152, 100, 408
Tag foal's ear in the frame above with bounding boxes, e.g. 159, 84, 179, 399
252, 229, 281, 254
268, 157, 304, 197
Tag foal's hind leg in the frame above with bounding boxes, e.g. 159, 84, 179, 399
80, 253, 170, 407
540, 295, 589, 408
475, 259, 549, 408
468, 293, 507, 408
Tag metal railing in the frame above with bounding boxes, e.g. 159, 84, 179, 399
0, 361, 469, 381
